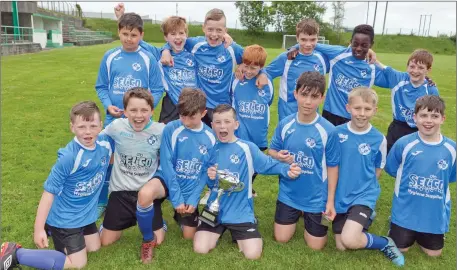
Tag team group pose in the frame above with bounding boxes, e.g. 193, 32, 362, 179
1, 2, 455, 270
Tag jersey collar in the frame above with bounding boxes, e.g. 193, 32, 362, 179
128, 119, 153, 131
417, 133, 443, 145
346, 122, 372, 135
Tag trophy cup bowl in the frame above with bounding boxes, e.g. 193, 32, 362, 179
198, 170, 245, 227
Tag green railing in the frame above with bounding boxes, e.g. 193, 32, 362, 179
1, 26, 34, 44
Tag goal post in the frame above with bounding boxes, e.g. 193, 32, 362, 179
282, 35, 329, 49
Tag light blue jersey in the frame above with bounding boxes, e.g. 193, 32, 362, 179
232, 76, 274, 149
102, 118, 165, 192
270, 113, 335, 212
312, 44, 388, 119
159, 120, 216, 208
140, 41, 197, 105
266, 50, 329, 120
165, 37, 244, 108
95, 46, 164, 125
380, 66, 439, 128
385, 132, 456, 234
45, 136, 112, 228
326, 123, 387, 213
200, 139, 292, 224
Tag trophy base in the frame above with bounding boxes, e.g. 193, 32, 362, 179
198, 209, 219, 227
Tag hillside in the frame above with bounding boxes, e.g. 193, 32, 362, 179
84, 18, 456, 55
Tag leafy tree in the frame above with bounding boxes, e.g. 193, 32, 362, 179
270, 2, 326, 33
234, 2, 272, 34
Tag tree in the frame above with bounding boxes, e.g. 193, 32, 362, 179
331, 2, 345, 31
234, 2, 271, 34
270, 2, 326, 33
331, 2, 345, 43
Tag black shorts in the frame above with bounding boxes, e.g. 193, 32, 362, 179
332, 205, 373, 234
202, 107, 214, 128
173, 209, 199, 227
103, 177, 167, 231
322, 110, 350, 126
274, 200, 328, 237
197, 221, 261, 241
45, 222, 98, 255
159, 94, 180, 124
386, 119, 418, 154
388, 222, 444, 251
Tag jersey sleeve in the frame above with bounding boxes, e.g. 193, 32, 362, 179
43, 148, 74, 195
265, 75, 274, 106
269, 122, 284, 151
265, 52, 287, 79
95, 51, 112, 110
159, 125, 184, 208
314, 43, 348, 60
384, 139, 403, 177
375, 136, 388, 169
428, 85, 440, 96
139, 40, 161, 60
231, 42, 244, 65
373, 64, 389, 88
380, 66, 403, 88
149, 60, 165, 108
325, 130, 341, 167
251, 143, 290, 178
450, 159, 456, 183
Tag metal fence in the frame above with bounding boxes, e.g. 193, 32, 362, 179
383, 28, 454, 37
37, 1, 78, 17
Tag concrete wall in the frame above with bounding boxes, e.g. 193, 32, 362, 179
1, 1, 37, 14
52, 32, 62, 46
1, 43, 41, 56
33, 31, 46, 48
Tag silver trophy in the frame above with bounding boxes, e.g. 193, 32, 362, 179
199, 170, 245, 227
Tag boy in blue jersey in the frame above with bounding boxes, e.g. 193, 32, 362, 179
375, 49, 439, 153
192, 104, 301, 260
232, 44, 273, 197
95, 12, 165, 216
133, 87, 216, 256
1, 102, 112, 270
385, 95, 455, 257
264, 18, 329, 121
98, 88, 166, 265
326, 87, 404, 266
268, 71, 336, 250
114, 4, 198, 124
160, 8, 269, 127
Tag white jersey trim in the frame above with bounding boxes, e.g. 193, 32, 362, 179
279, 60, 292, 102
315, 123, 329, 182
236, 141, 254, 199
395, 139, 420, 197
281, 118, 296, 141
171, 126, 186, 152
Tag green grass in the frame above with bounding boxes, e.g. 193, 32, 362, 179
84, 18, 456, 55
1, 42, 455, 270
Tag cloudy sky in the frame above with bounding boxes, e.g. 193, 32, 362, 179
75, 1, 456, 37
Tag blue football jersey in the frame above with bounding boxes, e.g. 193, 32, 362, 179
312, 44, 388, 119
95, 46, 164, 125
45, 136, 112, 228
200, 139, 291, 224
270, 113, 335, 212
326, 123, 387, 213
159, 120, 216, 208
266, 50, 329, 121
165, 37, 244, 108
232, 76, 274, 149
380, 66, 439, 128
385, 132, 456, 234
139, 41, 197, 105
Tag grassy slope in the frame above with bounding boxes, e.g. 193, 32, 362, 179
84, 18, 456, 55
1, 42, 456, 269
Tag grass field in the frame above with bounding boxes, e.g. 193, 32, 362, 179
1, 42, 456, 270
